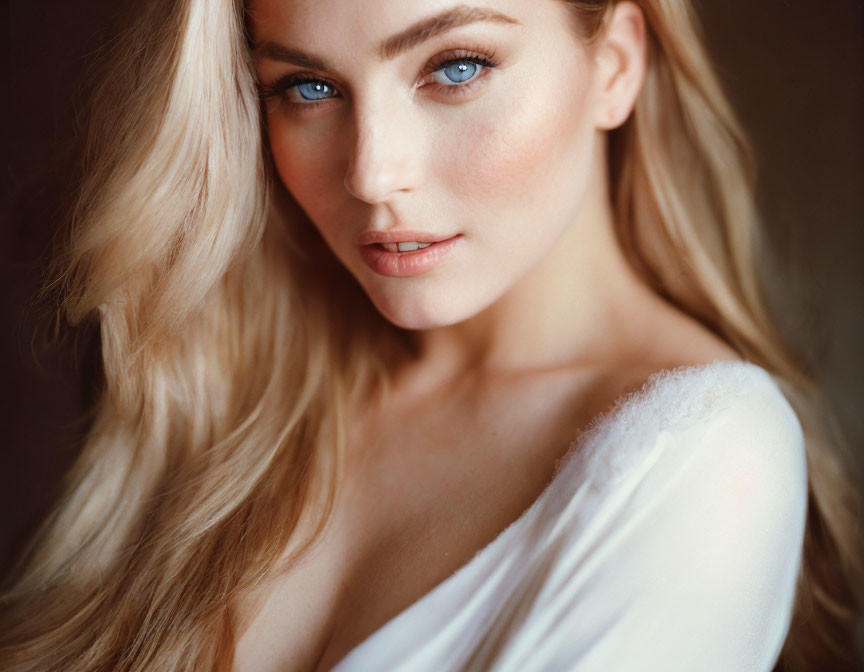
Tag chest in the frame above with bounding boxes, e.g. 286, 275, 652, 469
231, 371, 612, 672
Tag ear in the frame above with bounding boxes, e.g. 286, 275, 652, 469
590, 1, 647, 131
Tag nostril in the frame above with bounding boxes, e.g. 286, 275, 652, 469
344, 166, 409, 204
343, 123, 420, 203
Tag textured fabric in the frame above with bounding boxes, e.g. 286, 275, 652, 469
331, 360, 808, 672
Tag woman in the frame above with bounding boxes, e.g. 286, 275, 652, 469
1, 0, 861, 670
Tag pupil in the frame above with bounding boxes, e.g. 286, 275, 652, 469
299, 82, 330, 100
445, 61, 476, 83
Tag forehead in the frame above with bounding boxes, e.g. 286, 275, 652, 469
246, 0, 563, 62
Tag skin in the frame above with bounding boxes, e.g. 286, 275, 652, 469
240, 1, 742, 669
249, 0, 665, 382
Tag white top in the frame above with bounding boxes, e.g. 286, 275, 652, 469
330, 360, 808, 672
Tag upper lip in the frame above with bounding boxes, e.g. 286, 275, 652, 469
356, 230, 460, 246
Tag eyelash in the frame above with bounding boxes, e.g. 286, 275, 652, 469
257, 48, 501, 113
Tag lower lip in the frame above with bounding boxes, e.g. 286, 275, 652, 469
359, 235, 463, 278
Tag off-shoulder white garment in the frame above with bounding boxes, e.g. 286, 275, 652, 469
330, 360, 808, 672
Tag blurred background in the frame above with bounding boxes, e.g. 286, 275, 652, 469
3, 0, 863, 636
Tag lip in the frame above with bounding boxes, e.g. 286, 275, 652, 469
356, 229, 459, 246
359, 234, 463, 278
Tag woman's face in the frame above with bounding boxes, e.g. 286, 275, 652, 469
248, 0, 605, 330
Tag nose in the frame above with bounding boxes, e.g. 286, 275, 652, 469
343, 103, 420, 204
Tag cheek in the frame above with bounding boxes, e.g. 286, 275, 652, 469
438, 59, 595, 219
268, 121, 342, 219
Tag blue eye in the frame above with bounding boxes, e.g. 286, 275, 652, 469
285, 59, 485, 102
431, 60, 484, 86
293, 81, 336, 101
257, 52, 499, 109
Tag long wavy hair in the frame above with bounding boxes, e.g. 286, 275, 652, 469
1, 0, 861, 670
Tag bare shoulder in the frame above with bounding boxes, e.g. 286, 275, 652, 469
639, 300, 745, 372
578, 301, 745, 421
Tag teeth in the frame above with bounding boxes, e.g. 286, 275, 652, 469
381, 241, 433, 252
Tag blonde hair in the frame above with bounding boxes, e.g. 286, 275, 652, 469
1, 0, 861, 670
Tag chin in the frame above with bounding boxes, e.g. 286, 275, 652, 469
363, 283, 484, 331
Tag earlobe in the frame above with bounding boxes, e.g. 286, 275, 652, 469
591, 1, 647, 131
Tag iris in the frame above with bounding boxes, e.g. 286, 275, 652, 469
439, 61, 477, 84
297, 81, 334, 100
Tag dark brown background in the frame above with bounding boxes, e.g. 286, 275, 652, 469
3, 0, 863, 646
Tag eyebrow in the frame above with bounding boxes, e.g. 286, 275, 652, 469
253, 5, 521, 73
